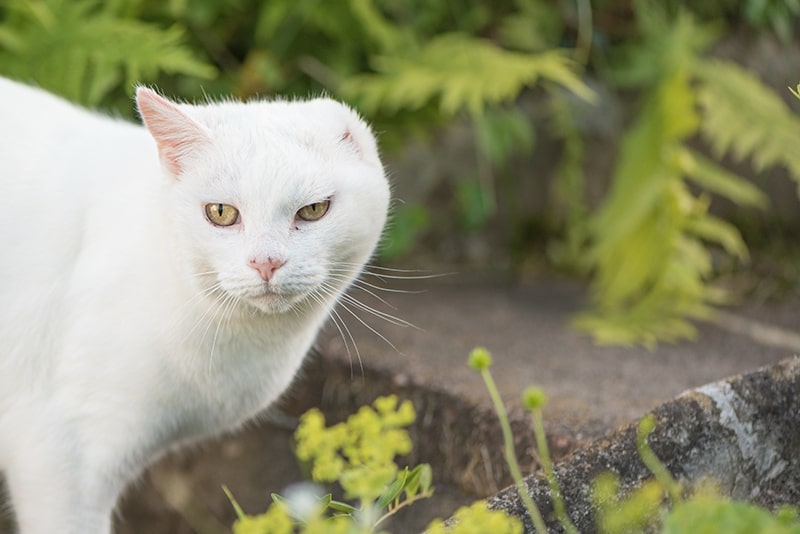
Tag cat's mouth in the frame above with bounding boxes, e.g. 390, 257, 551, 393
242, 286, 305, 314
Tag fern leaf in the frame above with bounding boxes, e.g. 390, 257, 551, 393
695, 59, 800, 185
589, 70, 698, 260
676, 147, 768, 208
0, 0, 215, 106
686, 214, 749, 261
580, 64, 748, 347
342, 33, 593, 116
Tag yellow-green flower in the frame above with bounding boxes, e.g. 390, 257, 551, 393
233, 502, 293, 534
427, 501, 522, 534
468, 347, 493, 371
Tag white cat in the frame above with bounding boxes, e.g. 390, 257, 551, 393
0, 77, 390, 534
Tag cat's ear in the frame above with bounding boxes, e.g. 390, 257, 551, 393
335, 107, 382, 167
136, 87, 209, 178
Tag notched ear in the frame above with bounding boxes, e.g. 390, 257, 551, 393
136, 87, 209, 178
336, 111, 381, 167
338, 130, 359, 156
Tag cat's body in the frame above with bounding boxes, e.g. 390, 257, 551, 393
0, 77, 389, 534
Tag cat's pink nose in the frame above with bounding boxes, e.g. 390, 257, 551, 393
249, 257, 285, 282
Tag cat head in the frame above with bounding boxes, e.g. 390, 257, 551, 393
136, 88, 390, 315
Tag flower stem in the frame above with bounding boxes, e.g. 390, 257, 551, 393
532, 409, 579, 534
480, 369, 548, 533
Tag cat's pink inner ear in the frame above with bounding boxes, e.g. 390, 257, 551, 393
337, 125, 381, 167
136, 87, 207, 178
339, 130, 360, 157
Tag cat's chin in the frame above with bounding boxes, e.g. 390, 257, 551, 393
244, 292, 305, 315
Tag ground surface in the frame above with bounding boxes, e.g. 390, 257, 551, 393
2, 273, 797, 533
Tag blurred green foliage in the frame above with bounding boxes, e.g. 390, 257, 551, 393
573, 2, 800, 346
0, 0, 215, 108
1, 0, 799, 346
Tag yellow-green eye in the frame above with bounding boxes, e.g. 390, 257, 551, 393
205, 203, 240, 227
296, 199, 331, 222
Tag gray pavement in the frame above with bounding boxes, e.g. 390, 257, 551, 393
320, 272, 797, 445
108, 272, 799, 533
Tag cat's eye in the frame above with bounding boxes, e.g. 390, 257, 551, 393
205, 203, 240, 227
296, 199, 331, 222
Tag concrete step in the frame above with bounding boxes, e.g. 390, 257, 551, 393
108, 273, 799, 533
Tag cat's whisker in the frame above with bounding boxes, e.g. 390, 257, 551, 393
188, 286, 238, 352
196, 296, 226, 349
341, 276, 427, 295
332, 262, 456, 280
356, 279, 427, 294
179, 285, 226, 343
208, 292, 238, 373
337, 262, 435, 274
336, 300, 403, 356
358, 271, 455, 281
330, 304, 363, 380
323, 273, 399, 310
345, 282, 398, 310
346, 277, 427, 297
173, 281, 225, 325
337, 292, 419, 330
306, 288, 362, 379
220, 294, 240, 355
191, 269, 221, 278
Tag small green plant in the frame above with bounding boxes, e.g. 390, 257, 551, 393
594, 414, 800, 533
426, 501, 522, 534
469, 347, 800, 533
227, 395, 438, 533
228, 347, 800, 533
468, 347, 547, 533
469, 347, 576, 533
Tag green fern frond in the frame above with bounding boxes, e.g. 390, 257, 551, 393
575, 5, 790, 347
579, 60, 759, 346
342, 33, 594, 117
0, 0, 215, 106
695, 59, 800, 185
675, 147, 769, 209
499, 0, 563, 52
612, 3, 718, 87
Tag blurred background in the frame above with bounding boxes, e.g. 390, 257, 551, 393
1, 0, 799, 345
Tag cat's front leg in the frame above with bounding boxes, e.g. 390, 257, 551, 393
4, 432, 118, 534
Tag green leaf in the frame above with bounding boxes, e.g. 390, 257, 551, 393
0, 26, 23, 52
325, 498, 357, 515
403, 464, 428, 498
499, 0, 563, 52
695, 59, 800, 186
379, 203, 430, 260
376, 469, 407, 510
223, 486, 247, 521
664, 498, 800, 534
457, 178, 495, 232
686, 214, 749, 260
0, 0, 215, 107
610, 4, 718, 87
677, 148, 768, 209
418, 463, 433, 494
474, 107, 536, 166
270, 492, 288, 506
342, 33, 594, 117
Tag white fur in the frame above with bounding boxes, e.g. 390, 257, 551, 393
0, 77, 389, 534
